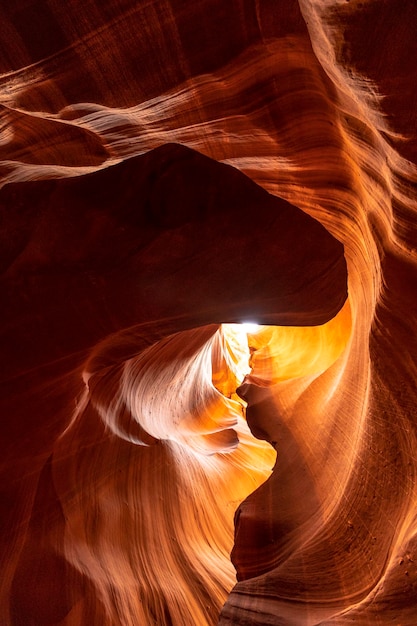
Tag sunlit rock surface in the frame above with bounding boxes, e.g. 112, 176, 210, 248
1, 1, 416, 625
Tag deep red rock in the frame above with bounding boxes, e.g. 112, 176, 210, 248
0, 1, 416, 625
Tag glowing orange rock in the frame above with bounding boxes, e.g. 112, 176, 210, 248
1, 0, 417, 625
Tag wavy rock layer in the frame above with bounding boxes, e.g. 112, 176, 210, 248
1, 1, 417, 625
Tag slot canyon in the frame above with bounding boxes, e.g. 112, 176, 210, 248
1, 1, 417, 624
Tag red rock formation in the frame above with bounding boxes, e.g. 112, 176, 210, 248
1, 1, 416, 625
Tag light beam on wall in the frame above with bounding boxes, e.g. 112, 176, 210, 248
240, 322, 261, 333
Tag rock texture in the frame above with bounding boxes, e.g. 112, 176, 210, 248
1, 1, 416, 625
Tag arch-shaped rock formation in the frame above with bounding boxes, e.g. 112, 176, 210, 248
1, 1, 416, 625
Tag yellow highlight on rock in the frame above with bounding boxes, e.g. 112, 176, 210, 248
223, 299, 352, 386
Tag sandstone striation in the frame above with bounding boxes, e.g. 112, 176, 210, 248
1, 1, 416, 624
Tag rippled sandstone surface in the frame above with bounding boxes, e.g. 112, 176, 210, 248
1, 1, 417, 625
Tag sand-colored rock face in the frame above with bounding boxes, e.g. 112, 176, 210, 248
1, 1, 416, 625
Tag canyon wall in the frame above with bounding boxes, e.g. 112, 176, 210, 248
1, 1, 416, 624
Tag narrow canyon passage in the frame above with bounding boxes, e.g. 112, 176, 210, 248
1, 1, 417, 625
